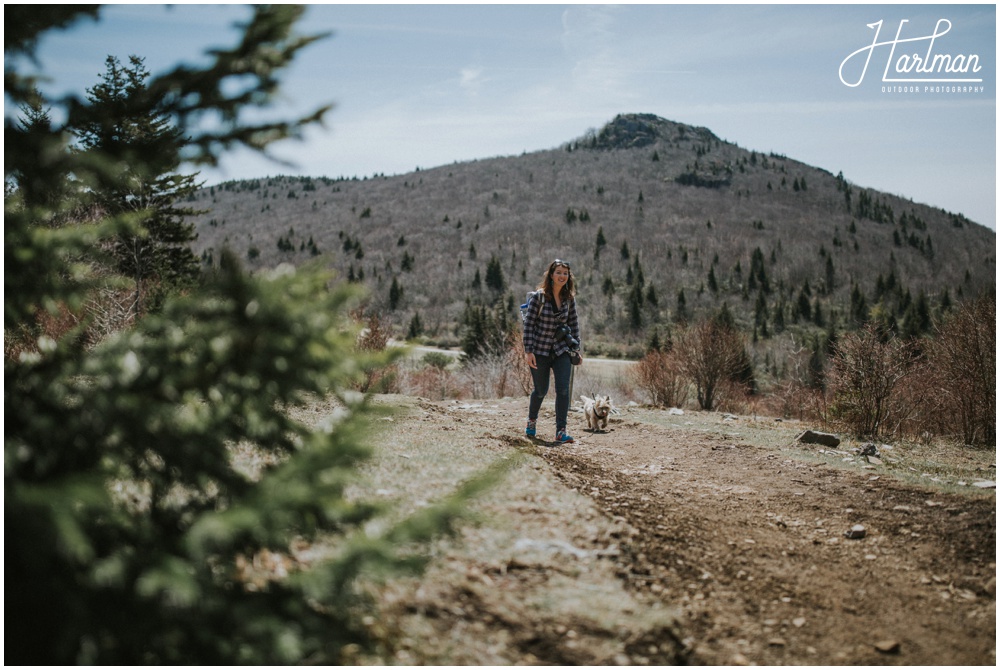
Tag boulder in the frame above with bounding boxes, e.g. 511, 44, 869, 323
795, 430, 841, 447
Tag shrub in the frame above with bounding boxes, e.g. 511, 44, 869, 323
771, 380, 829, 423
673, 319, 750, 411
402, 364, 461, 400
922, 295, 995, 445
506, 328, 534, 396
355, 312, 399, 393
630, 350, 689, 408
421, 351, 453, 370
828, 323, 914, 438
460, 350, 523, 399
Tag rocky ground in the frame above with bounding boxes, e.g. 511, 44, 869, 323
305, 394, 996, 665
540, 411, 996, 665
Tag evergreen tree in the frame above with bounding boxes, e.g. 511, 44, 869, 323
902, 290, 932, 338
484, 254, 506, 293
389, 276, 404, 309
773, 295, 786, 333
11, 89, 71, 211
713, 302, 737, 331
632, 255, 645, 289
594, 225, 607, 259
627, 282, 644, 330
461, 303, 488, 359
73, 55, 202, 314
6, 8, 501, 664
675, 288, 688, 323
813, 298, 825, 327
459, 301, 510, 360
754, 289, 769, 336
407, 311, 424, 338
646, 328, 662, 352
707, 265, 719, 293
938, 288, 953, 315
645, 284, 659, 308
748, 247, 769, 293
850, 283, 868, 326
807, 336, 826, 389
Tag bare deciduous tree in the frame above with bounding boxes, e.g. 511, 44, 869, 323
828, 323, 914, 438
923, 295, 995, 446
674, 319, 748, 411
630, 349, 689, 408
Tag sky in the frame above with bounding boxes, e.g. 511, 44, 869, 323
16, 2, 998, 229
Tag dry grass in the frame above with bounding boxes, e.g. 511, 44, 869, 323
338, 395, 683, 665
628, 404, 996, 495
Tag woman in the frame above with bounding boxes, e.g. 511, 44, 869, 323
522, 259, 583, 443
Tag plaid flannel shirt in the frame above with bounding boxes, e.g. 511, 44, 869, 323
522, 292, 581, 357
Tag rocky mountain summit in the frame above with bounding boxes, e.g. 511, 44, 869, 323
573, 113, 720, 151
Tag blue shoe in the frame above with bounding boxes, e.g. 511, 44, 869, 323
525, 420, 537, 438
555, 430, 574, 444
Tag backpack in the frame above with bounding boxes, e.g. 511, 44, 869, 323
519, 290, 544, 324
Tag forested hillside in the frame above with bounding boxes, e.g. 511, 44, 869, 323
186, 113, 995, 365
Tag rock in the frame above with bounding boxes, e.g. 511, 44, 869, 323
873, 639, 901, 654
858, 442, 880, 457
796, 430, 841, 447
669, 407, 684, 415
972, 480, 996, 489
844, 524, 867, 539
793, 617, 807, 628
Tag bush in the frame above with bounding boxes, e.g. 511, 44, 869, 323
771, 380, 829, 423
355, 312, 399, 393
673, 319, 750, 411
506, 328, 534, 396
922, 295, 995, 445
402, 364, 461, 400
422, 351, 453, 370
828, 323, 914, 438
460, 350, 523, 399
630, 350, 689, 408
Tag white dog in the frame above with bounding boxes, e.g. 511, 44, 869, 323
581, 395, 613, 432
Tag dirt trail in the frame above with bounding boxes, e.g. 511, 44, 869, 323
419, 397, 996, 666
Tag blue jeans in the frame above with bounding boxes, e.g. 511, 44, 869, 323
528, 352, 572, 433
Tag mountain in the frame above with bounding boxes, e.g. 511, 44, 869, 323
185, 113, 995, 358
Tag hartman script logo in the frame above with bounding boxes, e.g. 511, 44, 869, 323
839, 19, 983, 88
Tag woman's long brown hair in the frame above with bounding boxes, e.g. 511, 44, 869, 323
537, 260, 576, 303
